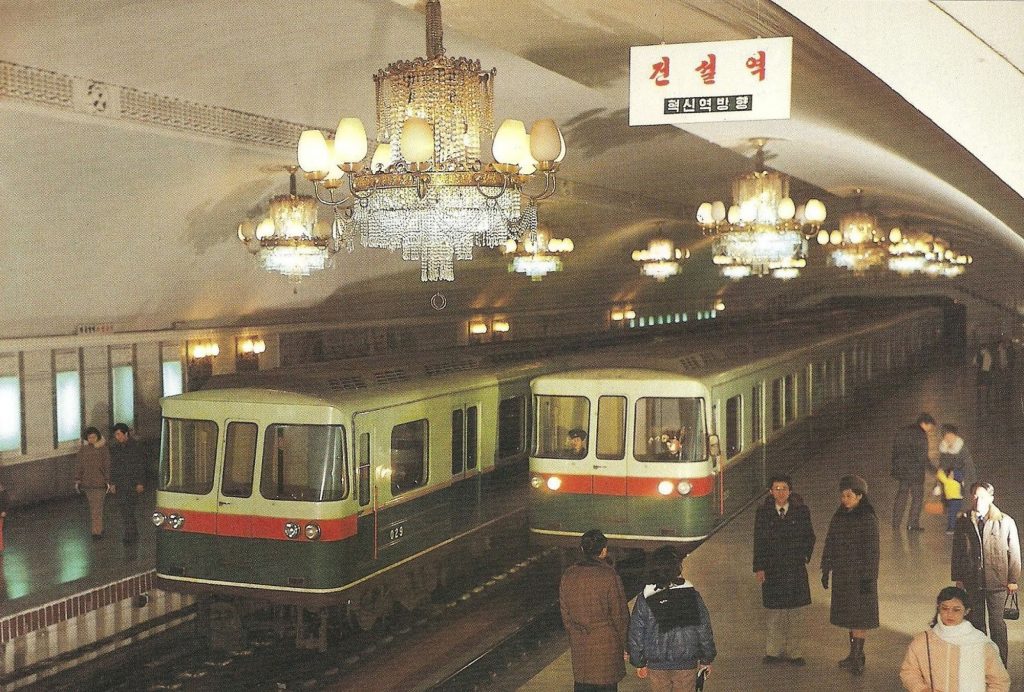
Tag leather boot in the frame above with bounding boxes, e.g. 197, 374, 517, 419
850, 637, 866, 675
837, 632, 856, 668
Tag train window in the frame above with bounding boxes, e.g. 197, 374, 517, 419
159, 418, 217, 495
497, 396, 525, 459
752, 385, 763, 442
784, 374, 795, 423
451, 409, 464, 475
260, 424, 347, 502
391, 419, 428, 495
221, 422, 257, 498
725, 395, 742, 458
358, 433, 370, 507
534, 395, 590, 459
633, 397, 707, 462
771, 378, 784, 431
596, 396, 626, 460
466, 406, 478, 470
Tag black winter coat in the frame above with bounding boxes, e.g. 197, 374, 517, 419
821, 497, 879, 630
753, 494, 815, 609
890, 424, 929, 481
110, 438, 147, 490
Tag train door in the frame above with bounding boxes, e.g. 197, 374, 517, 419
215, 420, 260, 537
354, 427, 377, 564
451, 403, 481, 526
593, 395, 628, 528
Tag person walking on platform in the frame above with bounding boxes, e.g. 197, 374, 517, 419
936, 462, 965, 535
940, 425, 977, 503
560, 528, 629, 692
951, 482, 1020, 666
628, 546, 715, 690
821, 475, 879, 676
75, 427, 113, 540
891, 413, 936, 531
753, 474, 815, 665
110, 423, 147, 545
900, 585, 1009, 691
975, 344, 994, 413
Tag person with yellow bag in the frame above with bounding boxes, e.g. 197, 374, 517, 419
936, 463, 964, 536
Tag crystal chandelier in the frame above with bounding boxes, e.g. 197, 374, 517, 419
237, 167, 342, 283
818, 191, 887, 273
294, 0, 564, 282
633, 237, 689, 281
502, 229, 573, 281
697, 142, 825, 279
887, 227, 972, 277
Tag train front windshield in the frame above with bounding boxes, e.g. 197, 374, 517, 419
160, 418, 218, 494
634, 397, 706, 462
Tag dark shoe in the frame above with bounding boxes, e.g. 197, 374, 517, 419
907, 525, 925, 532
763, 655, 783, 664
788, 657, 806, 666
91, 534, 103, 541
838, 634, 856, 668
850, 638, 865, 675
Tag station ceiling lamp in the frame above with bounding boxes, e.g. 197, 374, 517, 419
502, 229, 573, 281
295, 0, 565, 282
697, 140, 825, 279
887, 226, 971, 277
819, 190, 887, 273
632, 237, 689, 282
237, 167, 344, 283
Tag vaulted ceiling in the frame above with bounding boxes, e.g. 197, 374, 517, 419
1, 1, 1022, 339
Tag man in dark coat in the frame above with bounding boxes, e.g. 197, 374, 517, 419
559, 529, 629, 691
890, 412, 935, 531
753, 474, 815, 666
110, 423, 147, 544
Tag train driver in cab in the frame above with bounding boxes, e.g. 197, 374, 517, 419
565, 428, 588, 459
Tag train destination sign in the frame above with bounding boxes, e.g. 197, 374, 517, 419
629, 37, 792, 125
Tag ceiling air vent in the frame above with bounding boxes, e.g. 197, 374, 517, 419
374, 369, 408, 385
326, 375, 367, 391
424, 360, 480, 376
678, 354, 706, 371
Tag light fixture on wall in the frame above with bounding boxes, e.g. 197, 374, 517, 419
633, 237, 688, 281
237, 167, 344, 283
697, 140, 825, 278
294, 0, 565, 282
818, 190, 886, 273
236, 337, 266, 373
187, 341, 219, 390
502, 229, 573, 280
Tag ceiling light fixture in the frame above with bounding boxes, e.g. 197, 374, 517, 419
294, 0, 564, 282
819, 190, 887, 273
632, 237, 689, 281
502, 229, 573, 281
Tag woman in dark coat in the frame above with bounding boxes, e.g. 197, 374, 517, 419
820, 474, 879, 676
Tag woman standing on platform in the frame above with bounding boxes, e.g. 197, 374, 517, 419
900, 585, 1009, 691
75, 427, 112, 540
820, 475, 879, 676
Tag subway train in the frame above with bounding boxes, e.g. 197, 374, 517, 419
528, 305, 945, 549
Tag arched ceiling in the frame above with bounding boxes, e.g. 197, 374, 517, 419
0, 0, 1022, 339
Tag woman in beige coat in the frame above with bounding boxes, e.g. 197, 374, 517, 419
75, 427, 112, 539
900, 585, 1009, 692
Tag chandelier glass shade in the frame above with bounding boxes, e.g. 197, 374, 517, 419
887, 230, 971, 277
819, 198, 887, 273
697, 144, 824, 279
633, 237, 689, 281
238, 167, 342, 282
294, 0, 563, 281
502, 230, 573, 281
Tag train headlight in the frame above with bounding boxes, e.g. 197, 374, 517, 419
658, 480, 675, 496
530, 475, 543, 489
284, 522, 301, 539
151, 512, 166, 527
304, 523, 322, 540
168, 514, 185, 530
676, 481, 693, 496
546, 476, 562, 491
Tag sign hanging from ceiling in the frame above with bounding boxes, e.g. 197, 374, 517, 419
629, 37, 792, 125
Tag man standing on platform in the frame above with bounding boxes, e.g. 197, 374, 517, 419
891, 413, 935, 531
753, 474, 816, 666
952, 481, 1021, 665
110, 423, 147, 545
560, 529, 629, 692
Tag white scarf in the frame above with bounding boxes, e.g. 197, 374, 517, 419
939, 436, 964, 455
932, 620, 991, 692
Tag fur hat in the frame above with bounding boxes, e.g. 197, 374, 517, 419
839, 474, 868, 495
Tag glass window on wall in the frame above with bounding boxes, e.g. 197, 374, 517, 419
261, 424, 347, 502
534, 395, 590, 459
0, 375, 21, 452
55, 370, 81, 443
162, 360, 184, 397
111, 365, 134, 428
634, 397, 707, 462
390, 419, 427, 495
596, 396, 626, 460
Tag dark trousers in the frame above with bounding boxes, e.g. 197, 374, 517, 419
966, 586, 1009, 665
892, 477, 923, 528
574, 684, 617, 692
119, 490, 139, 542
944, 498, 962, 531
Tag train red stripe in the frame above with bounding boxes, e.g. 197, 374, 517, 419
155, 508, 357, 541
534, 473, 715, 497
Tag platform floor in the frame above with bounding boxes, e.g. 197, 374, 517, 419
520, 365, 1024, 691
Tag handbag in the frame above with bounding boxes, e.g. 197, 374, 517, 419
1004, 591, 1019, 620
923, 498, 944, 516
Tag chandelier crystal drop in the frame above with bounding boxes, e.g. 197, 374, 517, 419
503, 228, 573, 281
633, 237, 689, 281
295, 0, 563, 281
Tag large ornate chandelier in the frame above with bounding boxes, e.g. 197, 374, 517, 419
818, 191, 888, 273
294, 0, 564, 281
237, 167, 342, 283
502, 229, 573, 281
632, 237, 689, 281
887, 227, 972, 277
697, 142, 825, 279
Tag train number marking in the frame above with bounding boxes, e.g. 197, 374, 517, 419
387, 524, 405, 541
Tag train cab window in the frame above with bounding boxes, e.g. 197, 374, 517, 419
633, 397, 706, 462
159, 418, 217, 494
497, 396, 525, 460
725, 395, 742, 458
391, 419, 428, 495
771, 378, 784, 431
596, 396, 626, 460
466, 406, 478, 470
534, 395, 590, 459
221, 422, 257, 498
358, 432, 370, 507
260, 424, 346, 502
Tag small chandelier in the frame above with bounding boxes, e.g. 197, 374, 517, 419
237, 166, 343, 283
633, 237, 689, 282
887, 228, 972, 277
502, 229, 573, 281
697, 141, 825, 278
819, 190, 887, 273
294, 0, 564, 282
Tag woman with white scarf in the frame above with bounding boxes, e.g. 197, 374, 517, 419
900, 586, 1009, 691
